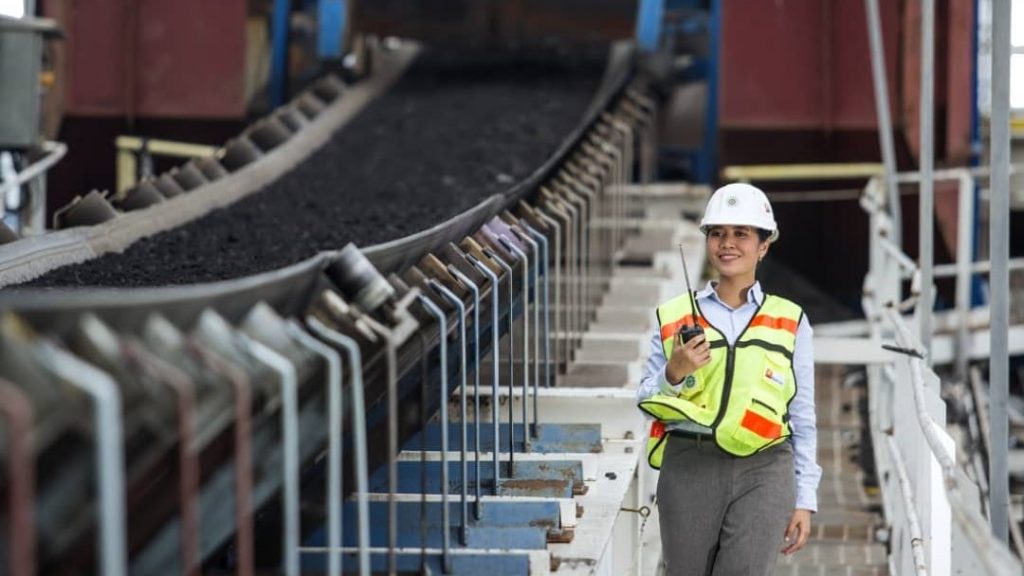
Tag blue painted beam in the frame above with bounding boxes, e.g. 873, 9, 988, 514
299, 500, 548, 545
331, 499, 561, 531
317, 0, 345, 60
269, 0, 291, 107
405, 422, 603, 454
369, 460, 584, 499
699, 0, 721, 184
635, 0, 665, 52
301, 499, 562, 573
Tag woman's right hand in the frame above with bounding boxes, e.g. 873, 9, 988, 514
665, 332, 711, 384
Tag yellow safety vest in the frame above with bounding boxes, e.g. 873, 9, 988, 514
639, 291, 802, 467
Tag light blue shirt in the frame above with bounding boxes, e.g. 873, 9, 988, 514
636, 280, 822, 512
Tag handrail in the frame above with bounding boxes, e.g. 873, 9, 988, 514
0, 141, 67, 198
115, 137, 219, 193
0, 141, 67, 236
861, 169, 1024, 575
894, 162, 1024, 183
882, 307, 958, 478
885, 435, 928, 576
879, 238, 919, 276
933, 257, 1024, 277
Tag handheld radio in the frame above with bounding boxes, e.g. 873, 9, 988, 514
676, 244, 705, 345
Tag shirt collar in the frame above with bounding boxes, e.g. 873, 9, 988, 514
696, 280, 763, 307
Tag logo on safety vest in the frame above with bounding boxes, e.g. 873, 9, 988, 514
764, 368, 785, 386
683, 375, 697, 390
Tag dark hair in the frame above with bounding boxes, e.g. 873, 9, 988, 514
757, 229, 772, 243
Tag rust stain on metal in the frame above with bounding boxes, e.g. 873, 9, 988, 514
572, 482, 589, 496
547, 528, 575, 544
501, 478, 569, 491
576, 504, 585, 518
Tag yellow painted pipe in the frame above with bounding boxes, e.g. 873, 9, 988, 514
114, 137, 219, 196
115, 136, 218, 159
721, 163, 885, 182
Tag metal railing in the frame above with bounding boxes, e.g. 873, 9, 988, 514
0, 141, 67, 236
114, 136, 219, 195
860, 173, 1023, 576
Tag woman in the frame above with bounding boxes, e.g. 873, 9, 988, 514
637, 183, 821, 576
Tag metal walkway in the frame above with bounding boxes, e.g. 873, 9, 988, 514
775, 365, 887, 575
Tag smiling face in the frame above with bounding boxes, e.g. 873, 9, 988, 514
705, 225, 769, 282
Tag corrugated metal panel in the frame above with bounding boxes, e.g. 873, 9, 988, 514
47, 0, 247, 118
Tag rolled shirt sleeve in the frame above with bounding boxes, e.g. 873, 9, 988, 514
636, 313, 682, 405
789, 315, 823, 512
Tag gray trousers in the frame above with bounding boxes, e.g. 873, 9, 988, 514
657, 435, 795, 576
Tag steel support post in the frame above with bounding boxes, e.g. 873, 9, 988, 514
865, 0, 902, 244
989, 0, 1011, 544
919, 0, 935, 359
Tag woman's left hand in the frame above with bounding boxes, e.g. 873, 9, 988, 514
781, 509, 812, 555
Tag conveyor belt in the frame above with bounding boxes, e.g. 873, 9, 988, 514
24, 50, 606, 288
0, 39, 657, 575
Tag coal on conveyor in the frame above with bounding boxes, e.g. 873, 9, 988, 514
26, 49, 605, 287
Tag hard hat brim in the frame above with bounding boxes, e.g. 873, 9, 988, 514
699, 221, 779, 243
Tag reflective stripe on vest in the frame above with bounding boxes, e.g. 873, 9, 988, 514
639, 291, 802, 466
646, 420, 668, 468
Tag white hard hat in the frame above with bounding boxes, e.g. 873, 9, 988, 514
699, 183, 779, 243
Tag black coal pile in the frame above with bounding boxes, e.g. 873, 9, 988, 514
27, 50, 605, 287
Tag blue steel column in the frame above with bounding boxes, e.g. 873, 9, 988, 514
269, 0, 292, 107
971, 0, 986, 307
635, 0, 665, 52
317, 0, 346, 60
700, 0, 721, 184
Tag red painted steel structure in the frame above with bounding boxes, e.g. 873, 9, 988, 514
721, 0, 901, 131
719, 0, 973, 165
902, 0, 976, 164
43, 0, 248, 118
352, 0, 637, 50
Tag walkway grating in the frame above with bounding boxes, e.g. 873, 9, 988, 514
776, 365, 888, 575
